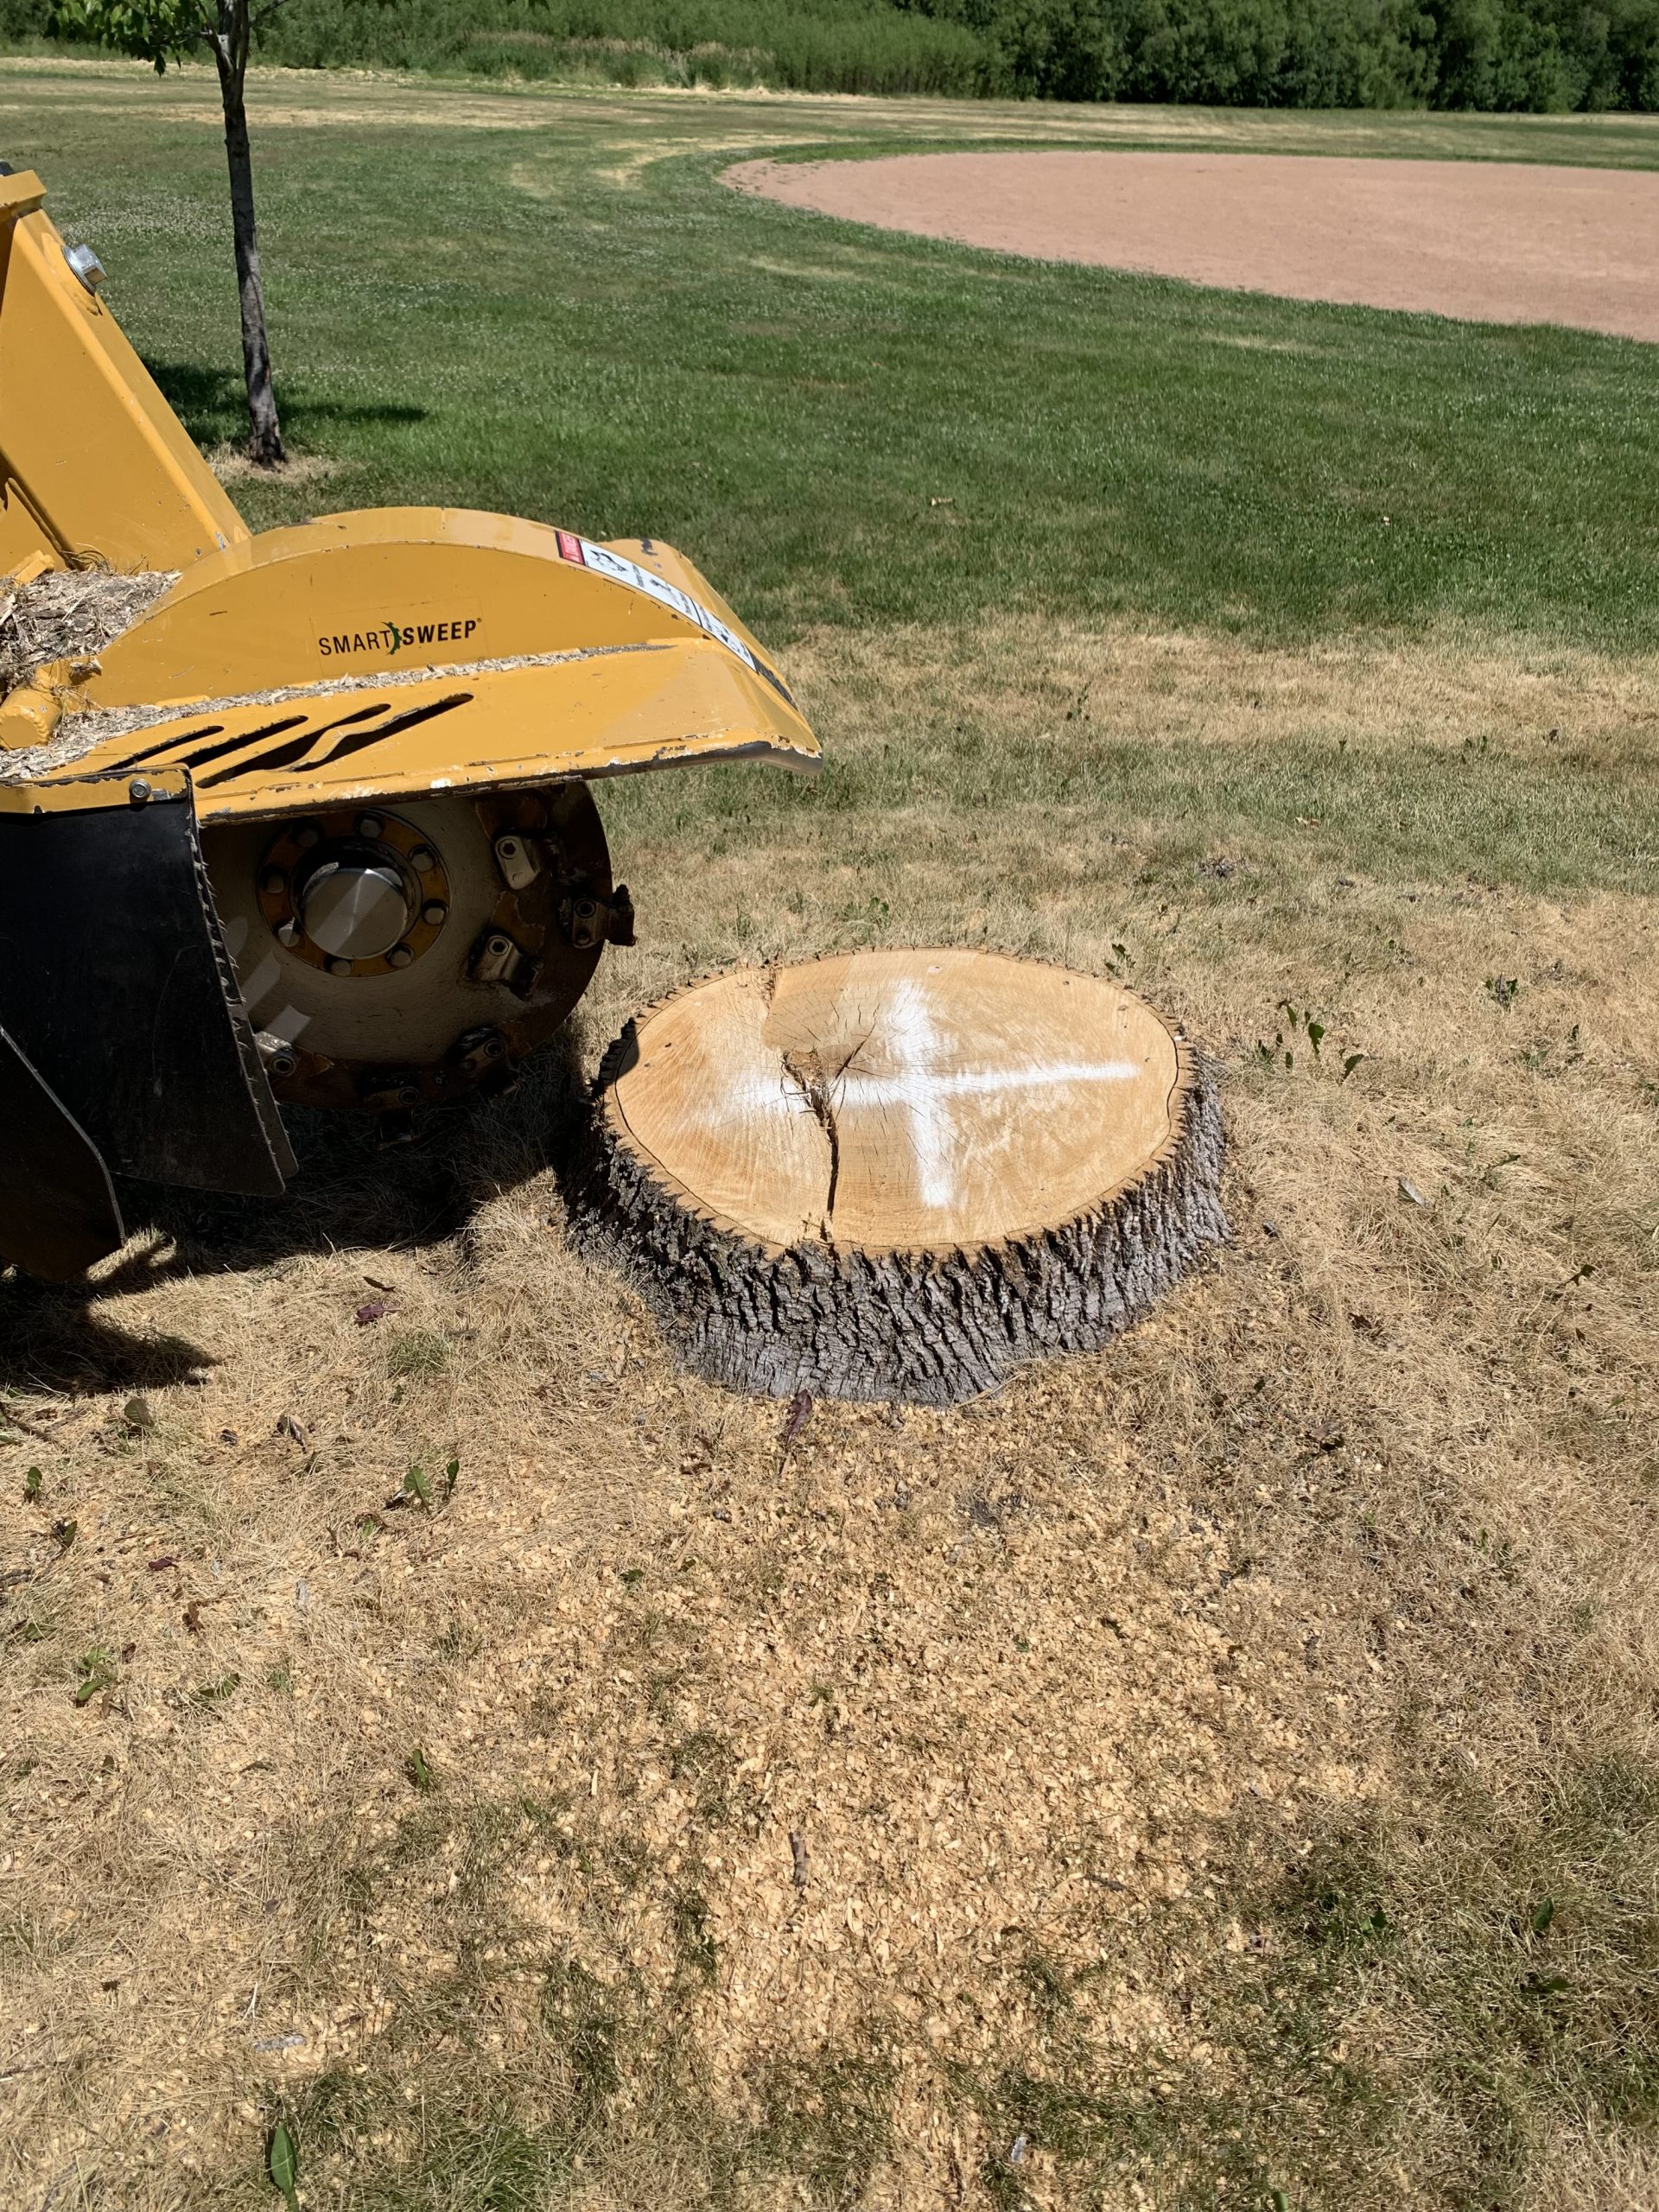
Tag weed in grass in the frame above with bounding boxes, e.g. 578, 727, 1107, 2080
71, 1648, 114, 1705
266, 2120, 299, 2212
384, 1329, 449, 1382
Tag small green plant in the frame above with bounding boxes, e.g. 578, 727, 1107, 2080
393, 1452, 455, 1513
73, 1647, 116, 1706
1283, 1000, 1325, 1058
407, 1747, 434, 1792
1254, 1001, 1364, 1080
396, 1454, 457, 1512
1522, 1969, 1571, 2000
22, 1467, 41, 1504
268, 2119, 300, 2212
194, 1673, 241, 1707
1486, 976, 1520, 1010
386, 1329, 450, 1382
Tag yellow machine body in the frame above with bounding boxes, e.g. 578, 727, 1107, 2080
0, 166, 820, 1277
0, 165, 818, 796
0, 168, 249, 580
6, 505, 818, 809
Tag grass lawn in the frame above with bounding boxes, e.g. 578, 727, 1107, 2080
2, 59, 1658, 2212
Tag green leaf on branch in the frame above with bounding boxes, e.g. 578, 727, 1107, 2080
48, 0, 222, 72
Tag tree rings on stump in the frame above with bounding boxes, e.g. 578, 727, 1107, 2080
579, 948, 1226, 1405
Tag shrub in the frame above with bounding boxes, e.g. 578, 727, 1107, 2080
19, 0, 1659, 108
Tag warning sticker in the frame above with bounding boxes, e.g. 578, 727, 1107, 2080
555, 531, 758, 674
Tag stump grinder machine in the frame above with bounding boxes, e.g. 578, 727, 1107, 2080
0, 166, 820, 1281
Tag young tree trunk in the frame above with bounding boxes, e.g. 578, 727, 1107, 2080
212, 0, 283, 467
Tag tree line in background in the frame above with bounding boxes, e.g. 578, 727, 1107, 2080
4, 0, 1656, 108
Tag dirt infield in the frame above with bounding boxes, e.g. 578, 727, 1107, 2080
728, 150, 1659, 341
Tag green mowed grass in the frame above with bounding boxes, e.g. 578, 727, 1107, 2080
15, 68, 1659, 662
15, 63, 1657, 899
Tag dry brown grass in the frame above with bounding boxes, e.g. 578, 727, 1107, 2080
2, 618, 1656, 2209
9, 54, 1659, 173
206, 447, 345, 490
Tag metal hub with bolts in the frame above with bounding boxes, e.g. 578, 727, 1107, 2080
257, 810, 450, 980
204, 784, 625, 1113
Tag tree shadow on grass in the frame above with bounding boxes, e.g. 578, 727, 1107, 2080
144, 359, 429, 451
0, 1027, 589, 1399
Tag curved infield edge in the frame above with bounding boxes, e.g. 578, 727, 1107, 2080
722, 151, 1659, 347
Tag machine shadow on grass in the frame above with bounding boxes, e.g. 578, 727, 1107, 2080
0, 1025, 590, 1399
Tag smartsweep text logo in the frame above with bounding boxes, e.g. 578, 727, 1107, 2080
316, 617, 480, 658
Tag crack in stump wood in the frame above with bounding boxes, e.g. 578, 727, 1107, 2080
579, 950, 1228, 1405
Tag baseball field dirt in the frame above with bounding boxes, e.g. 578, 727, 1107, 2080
728, 151, 1659, 342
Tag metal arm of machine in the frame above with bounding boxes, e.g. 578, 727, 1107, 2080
0, 167, 249, 582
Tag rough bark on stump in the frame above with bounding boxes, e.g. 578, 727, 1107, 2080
575, 949, 1227, 1407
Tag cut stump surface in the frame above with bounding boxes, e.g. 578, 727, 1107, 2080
580, 949, 1226, 1405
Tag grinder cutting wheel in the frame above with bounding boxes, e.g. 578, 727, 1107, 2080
0, 165, 820, 1280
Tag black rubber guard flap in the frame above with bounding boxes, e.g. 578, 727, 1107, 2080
0, 1026, 125, 1278
0, 780, 295, 1197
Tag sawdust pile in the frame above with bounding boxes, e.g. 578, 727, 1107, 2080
0, 568, 175, 699
1, 616, 1656, 2208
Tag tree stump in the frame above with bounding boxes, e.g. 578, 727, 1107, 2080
578, 948, 1226, 1406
